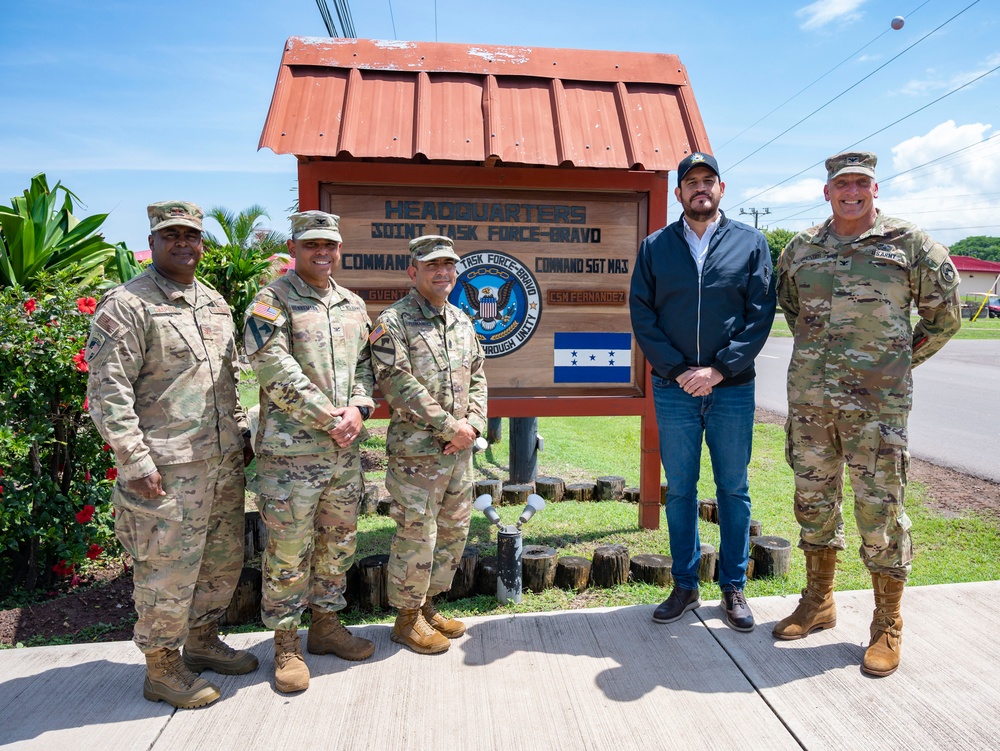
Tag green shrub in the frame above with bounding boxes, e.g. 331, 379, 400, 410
0, 276, 117, 594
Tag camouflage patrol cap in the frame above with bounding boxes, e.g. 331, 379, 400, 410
676, 152, 720, 185
826, 151, 877, 180
290, 211, 343, 242
147, 201, 204, 233
409, 234, 460, 263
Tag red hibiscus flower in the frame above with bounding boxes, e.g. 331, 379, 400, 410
84, 469, 92, 482
75, 504, 95, 524
86, 544, 104, 560
24, 298, 37, 314
72, 349, 88, 373
83, 397, 89, 412
102, 443, 111, 452
105, 467, 118, 481
77, 297, 98, 315
52, 560, 75, 577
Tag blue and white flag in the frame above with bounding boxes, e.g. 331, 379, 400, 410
553, 332, 631, 383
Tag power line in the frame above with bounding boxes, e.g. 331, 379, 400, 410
732, 59, 1000, 215
726, 0, 983, 173
388, 0, 397, 39
716, 0, 934, 152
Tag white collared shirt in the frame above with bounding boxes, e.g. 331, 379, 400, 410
682, 215, 720, 273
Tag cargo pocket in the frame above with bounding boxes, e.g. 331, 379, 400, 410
113, 483, 184, 561
257, 473, 295, 530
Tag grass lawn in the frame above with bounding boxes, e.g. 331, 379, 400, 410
234, 376, 1000, 630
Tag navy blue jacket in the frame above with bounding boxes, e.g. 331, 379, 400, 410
629, 211, 776, 386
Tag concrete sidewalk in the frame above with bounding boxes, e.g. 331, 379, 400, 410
1, 581, 998, 750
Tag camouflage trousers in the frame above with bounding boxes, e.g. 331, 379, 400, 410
385, 449, 473, 609
257, 451, 363, 630
114, 452, 244, 653
785, 407, 912, 580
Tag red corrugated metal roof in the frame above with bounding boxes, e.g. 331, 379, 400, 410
952, 255, 1000, 273
259, 37, 710, 171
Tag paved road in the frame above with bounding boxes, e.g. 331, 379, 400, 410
755, 337, 1000, 482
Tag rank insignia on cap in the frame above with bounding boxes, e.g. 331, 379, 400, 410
251, 302, 282, 322
691, 153, 705, 162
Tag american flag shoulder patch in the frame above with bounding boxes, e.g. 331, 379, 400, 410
252, 302, 282, 322
369, 322, 386, 343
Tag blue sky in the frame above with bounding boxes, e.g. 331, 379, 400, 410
2, 0, 998, 250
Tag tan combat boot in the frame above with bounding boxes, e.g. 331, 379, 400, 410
863, 573, 904, 677
273, 629, 310, 693
391, 607, 450, 654
421, 597, 466, 638
773, 547, 838, 640
307, 609, 375, 661
183, 620, 259, 675
143, 647, 221, 708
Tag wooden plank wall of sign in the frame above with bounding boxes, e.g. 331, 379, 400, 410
323, 186, 647, 397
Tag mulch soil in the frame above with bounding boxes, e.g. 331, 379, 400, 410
2, 411, 997, 648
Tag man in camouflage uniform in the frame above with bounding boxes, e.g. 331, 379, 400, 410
245, 210, 376, 693
370, 235, 487, 655
773, 152, 961, 676
86, 201, 258, 709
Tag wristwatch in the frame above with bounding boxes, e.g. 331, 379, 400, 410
357, 405, 372, 420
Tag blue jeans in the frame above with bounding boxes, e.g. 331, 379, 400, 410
652, 376, 755, 591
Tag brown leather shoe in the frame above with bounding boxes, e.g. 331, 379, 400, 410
391, 608, 450, 654
421, 598, 466, 638
144, 647, 220, 709
307, 610, 374, 661
721, 589, 755, 632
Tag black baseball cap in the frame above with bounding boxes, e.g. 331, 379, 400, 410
676, 152, 721, 185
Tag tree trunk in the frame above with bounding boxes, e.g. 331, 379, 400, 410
750, 536, 792, 578
502, 483, 533, 506
358, 554, 390, 611
749, 519, 763, 538
698, 498, 719, 524
698, 543, 717, 583
445, 547, 479, 601
475, 555, 498, 596
629, 554, 673, 586
535, 476, 565, 502
555, 556, 591, 592
660, 481, 669, 506
623, 487, 640, 503
475, 479, 503, 504
220, 567, 262, 627
596, 476, 626, 500
522, 545, 558, 593
590, 544, 629, 587
565, 482, 596, 502
244, 511, 268, 560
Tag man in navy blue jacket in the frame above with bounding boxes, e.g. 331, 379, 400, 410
629, 152, 776, 631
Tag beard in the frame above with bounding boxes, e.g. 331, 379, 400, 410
682, 193, 718, 223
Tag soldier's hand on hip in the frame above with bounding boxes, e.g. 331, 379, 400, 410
127, 471, 165, 499
444, 420, 477, 455
329, 406, 364, 449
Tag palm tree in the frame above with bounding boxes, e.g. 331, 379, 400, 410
199, 205, 289, 329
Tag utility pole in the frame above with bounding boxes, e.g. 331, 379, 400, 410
740, 207, 770, 229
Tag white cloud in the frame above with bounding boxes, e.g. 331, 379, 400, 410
880, 120, 1000, 244
796, 0, 867, 31
896, 55, 1000, 97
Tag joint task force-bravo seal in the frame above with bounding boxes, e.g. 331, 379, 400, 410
450, 249, 541, 358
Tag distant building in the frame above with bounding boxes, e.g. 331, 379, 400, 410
952, 255, 1000, 295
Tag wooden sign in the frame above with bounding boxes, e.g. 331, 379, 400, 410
322, 185, 646, 396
